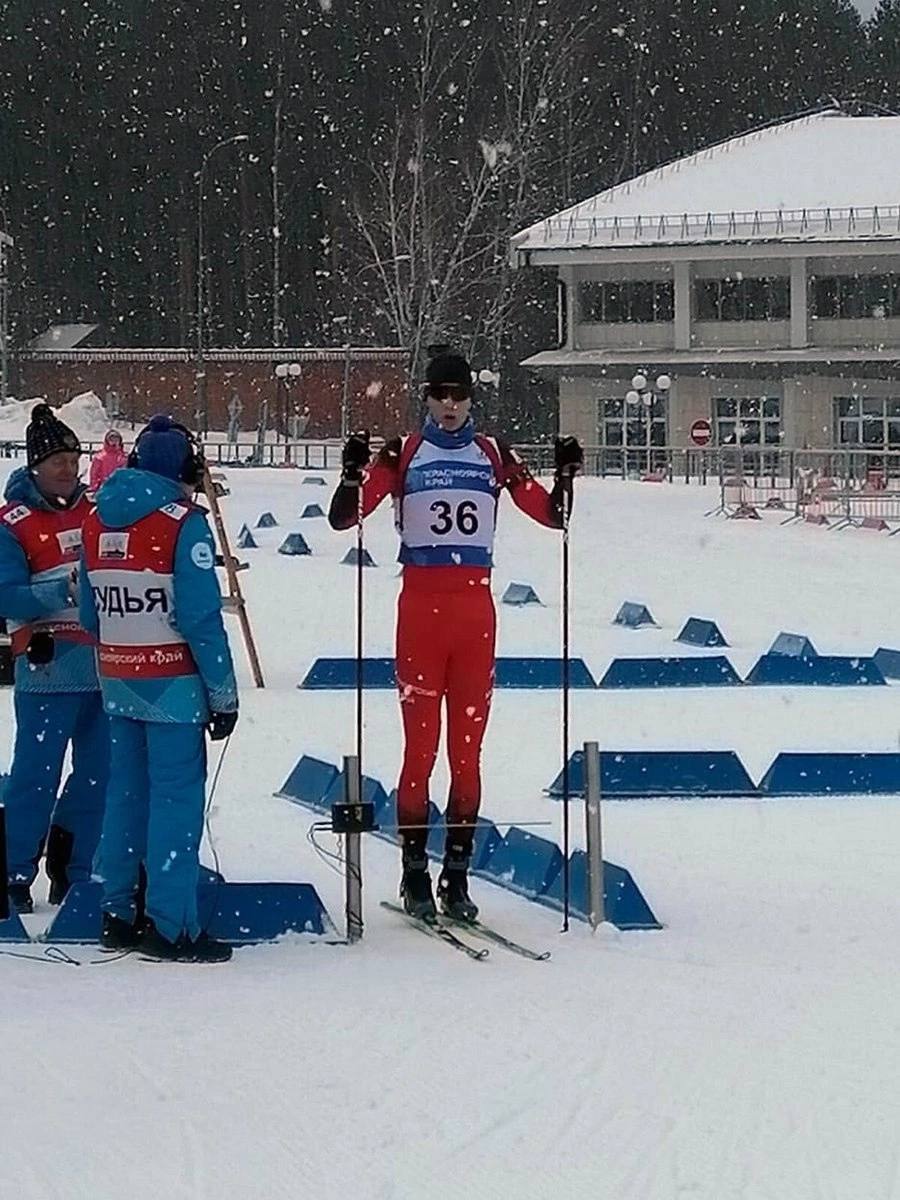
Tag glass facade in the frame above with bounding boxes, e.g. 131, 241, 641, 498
696, 276, 789, 321
579, 280, 674, 323
599, 394, 668, 470
812, 275, 900, 320
714, 396, 782, 447
834, 396, 900, 448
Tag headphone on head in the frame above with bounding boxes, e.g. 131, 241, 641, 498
128, 416, 205, 488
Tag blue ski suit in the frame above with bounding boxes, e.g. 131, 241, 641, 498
79, 469, 238, 943
0, 466, 108, 887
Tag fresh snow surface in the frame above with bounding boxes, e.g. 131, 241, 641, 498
515, 111, 900, 243
3, 465, 900, 1200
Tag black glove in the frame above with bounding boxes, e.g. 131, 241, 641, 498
342, 431, 371, 483
554, 436, 583, 477
25, 631, 55, 666
207, 710, 238, 741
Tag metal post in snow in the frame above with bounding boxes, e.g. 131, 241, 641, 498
0, 804, 8, 921
343, 755, 363, 944
583, 741, 605, 931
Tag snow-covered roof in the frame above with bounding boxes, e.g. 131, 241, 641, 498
25, 323, 101, 351
513, 112, 900, 253
523, 345, 900, 372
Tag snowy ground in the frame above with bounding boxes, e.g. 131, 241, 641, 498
3, 467, 900, 1200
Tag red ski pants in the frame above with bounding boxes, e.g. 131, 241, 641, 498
395, 574, 496, 835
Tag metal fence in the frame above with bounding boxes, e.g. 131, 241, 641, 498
7, 435, 900, 492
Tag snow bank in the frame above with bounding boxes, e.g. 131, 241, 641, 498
0, 391, 112, 444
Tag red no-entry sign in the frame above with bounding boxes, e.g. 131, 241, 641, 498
690, 419, 712, 447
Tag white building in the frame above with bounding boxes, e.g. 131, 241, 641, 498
512, 109, 900, 464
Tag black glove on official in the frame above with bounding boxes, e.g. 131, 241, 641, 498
25, 631, 55, 666
207, 710, 238, 741
342, 431, 371, 483
554, 436, 583, 476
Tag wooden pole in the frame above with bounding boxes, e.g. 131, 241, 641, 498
202, 464, 266, 688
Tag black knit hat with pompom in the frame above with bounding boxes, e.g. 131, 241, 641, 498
26, 403, 81, 468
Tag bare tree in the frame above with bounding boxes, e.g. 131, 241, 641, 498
348, 0, 603, 382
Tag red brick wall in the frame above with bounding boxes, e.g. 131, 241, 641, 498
17, 354, 411, 439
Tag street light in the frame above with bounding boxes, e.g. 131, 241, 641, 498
0, 215, 13, 407
196, 133, 249, 434
274, 361, 302, 453
624, 371, 671, 472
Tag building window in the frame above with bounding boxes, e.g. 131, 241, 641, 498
811, 275, 900, 320
714, 396, 782, 446
600, 395, 668, 450
696, 277, 789, 321
580, 280, 674, 323
835, 396, 900, 448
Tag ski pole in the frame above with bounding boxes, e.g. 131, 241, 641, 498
355, 459, 365, 790
561, 475, 572, 933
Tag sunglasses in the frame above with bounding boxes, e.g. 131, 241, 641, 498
426, 384, 470, 401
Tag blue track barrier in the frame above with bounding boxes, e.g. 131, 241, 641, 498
300, 503, 325, 518
769, 632, 817, 657
276, 754, 340, 808
502, 582, 542, 606
299, 656, 597, 689
599, 656, 741, 688
477, 826, 563, 898
614, 601, 657, 629
546, 749, 758, 798
539, 850, 662, 930
0, 909, 30, 943
278, 532, 311, 556
676, 617, 728, 648
759, 752, 900, 796
874, 647, 900, 680
341, 547, 376, 567
745, 655, 885, 686
44, 881, 334, 943
255, 511, 278, 528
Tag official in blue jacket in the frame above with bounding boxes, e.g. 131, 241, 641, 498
80, 415, 238, 963
0, 404, 108, 913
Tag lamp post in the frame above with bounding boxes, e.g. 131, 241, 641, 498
0, 208, 13, 407
196, 133, 249, 435
274, 361, 302, 458
624, 371, 671, 473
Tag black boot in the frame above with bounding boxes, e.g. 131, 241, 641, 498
400, 834, 436, 922
438, 826, 478, 922
437, 865, 478, 922
46, 824, 74, 906
101, 912, 143, 952
8, 883, 33, 915
138, 919, 233, 964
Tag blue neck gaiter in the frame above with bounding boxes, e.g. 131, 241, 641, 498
422, 414, 476, 450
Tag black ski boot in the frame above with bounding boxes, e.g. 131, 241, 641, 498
8, 883, 34, 915
46, 824, 74, 906
400, 834, 437, 922
100, 913, 144, 952
138, 919, 233, 964
437, 827, 478, 922
437, 865, 478, 922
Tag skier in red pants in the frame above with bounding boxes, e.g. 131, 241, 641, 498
328, 351, 582, 921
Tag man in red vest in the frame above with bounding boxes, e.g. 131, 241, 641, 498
0, 403, 109, 913
80, 415, 237, 963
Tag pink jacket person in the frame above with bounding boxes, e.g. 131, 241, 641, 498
89, 430, 129, 492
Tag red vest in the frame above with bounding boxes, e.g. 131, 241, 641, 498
81, 501, 197, 679
0, 493, 94, 656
